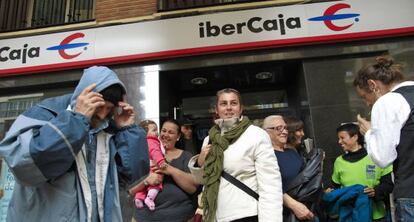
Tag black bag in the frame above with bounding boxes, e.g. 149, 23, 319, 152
286, 148, 324, 202
283, 148, 324, 222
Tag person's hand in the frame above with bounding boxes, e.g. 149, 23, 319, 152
197, 144, 211, 167
114, 100, 135, 128
325, 187, 334, 193
155, 163, 172, 176
145, 172, 163, 186
149, 161, 157, 170
291, 201, 314, 220
357, 114, 371, 135
364, 187, 375, 198
74, 83, 105, 119
159, 162, 168, 170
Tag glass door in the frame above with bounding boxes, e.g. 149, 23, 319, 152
0, 87, 73, 221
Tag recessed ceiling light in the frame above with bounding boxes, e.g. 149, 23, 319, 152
255, 71, 273, 80
190, 77, 208, 85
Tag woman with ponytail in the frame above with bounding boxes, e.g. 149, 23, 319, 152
189, 88, 283, 222
354, 56, 414, 221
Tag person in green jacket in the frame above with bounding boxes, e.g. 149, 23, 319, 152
327, 123, 393, 221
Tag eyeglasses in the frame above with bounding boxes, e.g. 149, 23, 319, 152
266, 125, 288, 133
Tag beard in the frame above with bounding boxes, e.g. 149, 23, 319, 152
91, 115, 103, 128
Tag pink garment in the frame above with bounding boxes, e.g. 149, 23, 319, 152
147, 135, 166, 167
135, 135, 165, 201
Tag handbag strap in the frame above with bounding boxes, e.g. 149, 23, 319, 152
221, 171, 259, 200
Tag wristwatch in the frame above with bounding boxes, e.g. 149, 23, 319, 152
144, 180, 149, 186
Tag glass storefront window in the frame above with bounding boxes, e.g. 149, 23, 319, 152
0, 94, 43, 221
0, 88, 72, 221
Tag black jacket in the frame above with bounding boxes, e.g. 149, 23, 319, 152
284, 148, 324, 222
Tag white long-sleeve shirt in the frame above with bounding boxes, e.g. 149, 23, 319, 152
365, 81, 414, 168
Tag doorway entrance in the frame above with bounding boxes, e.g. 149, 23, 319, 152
159, 59, 311, 151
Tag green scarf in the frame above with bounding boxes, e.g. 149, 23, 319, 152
202, 116, 251, 222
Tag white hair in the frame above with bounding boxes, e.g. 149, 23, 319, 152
262, 115, 284, 129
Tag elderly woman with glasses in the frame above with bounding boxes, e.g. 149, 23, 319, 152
262, 115, 314, 221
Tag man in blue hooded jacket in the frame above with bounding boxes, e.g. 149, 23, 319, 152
0, 66, 149, 222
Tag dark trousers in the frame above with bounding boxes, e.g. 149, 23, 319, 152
231, 215, 258, 222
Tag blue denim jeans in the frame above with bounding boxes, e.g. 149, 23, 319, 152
395, 198, 414, 222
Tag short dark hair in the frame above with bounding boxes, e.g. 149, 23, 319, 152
336, 123, 364, 146
178, 118, 193, 126
100, 84, 124, 106
283, 116, 304, 145
353, 56, 404, 91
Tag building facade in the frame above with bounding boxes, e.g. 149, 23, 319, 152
1, 0, 414, 220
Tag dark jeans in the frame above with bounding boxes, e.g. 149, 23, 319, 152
395, 198, 414, 222
119, 188, 135, 222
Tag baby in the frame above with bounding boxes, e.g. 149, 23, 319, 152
135, 120, 167, 211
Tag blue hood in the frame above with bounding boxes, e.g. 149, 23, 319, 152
71, 66, 126, 107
